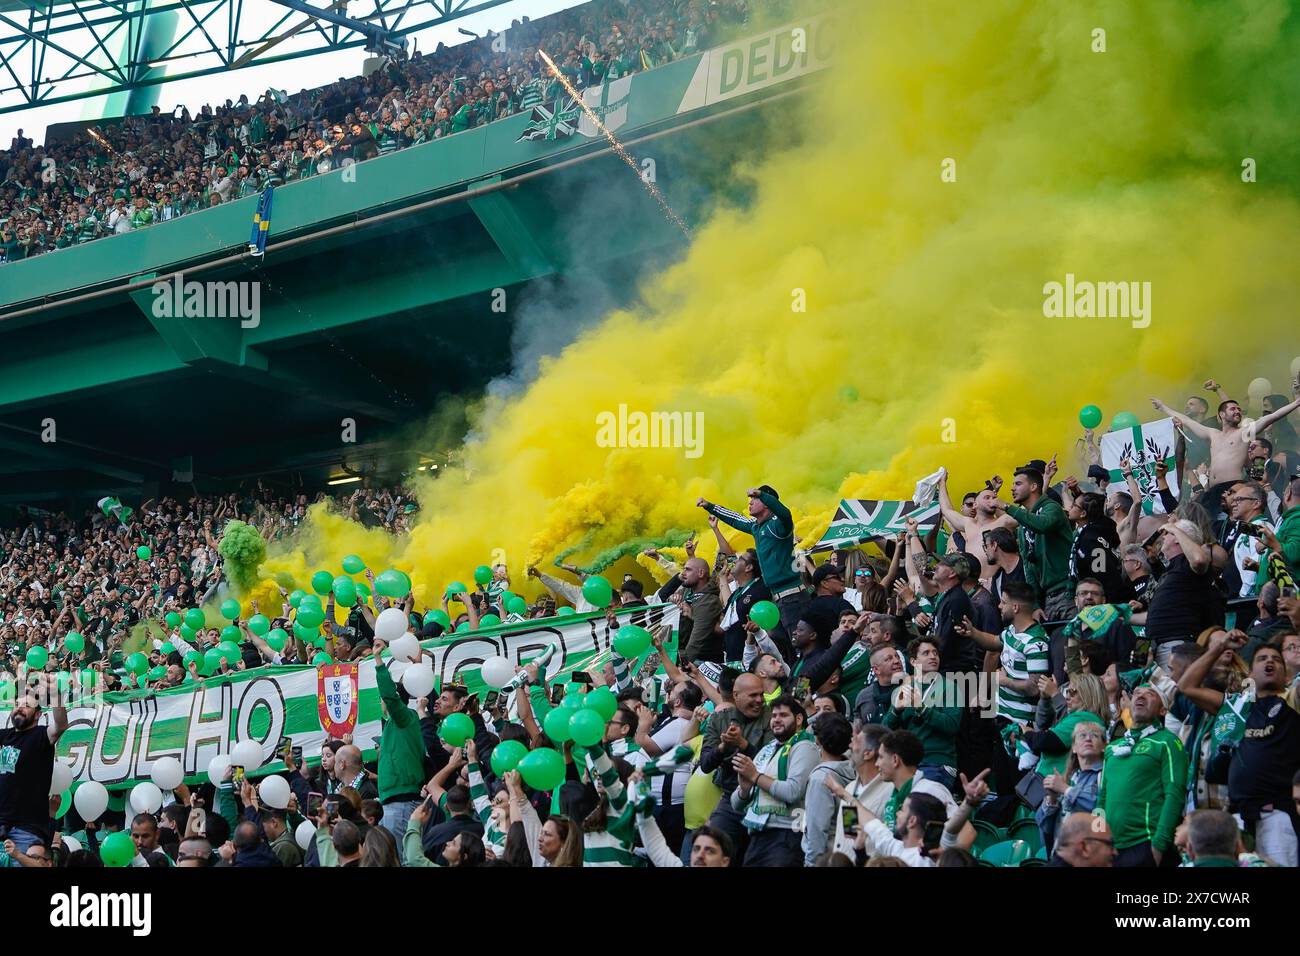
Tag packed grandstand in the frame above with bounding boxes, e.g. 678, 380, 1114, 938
1, 0, 1299, 889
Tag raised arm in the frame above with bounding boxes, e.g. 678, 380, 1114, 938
1177, 628, 1240, 714
1250, 377, 1300, 434
1150, 398, 1213, 439
936, 470, 968, 533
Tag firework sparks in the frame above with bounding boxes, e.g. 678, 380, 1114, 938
86, 128, 117, 155
536, 49, 691, 238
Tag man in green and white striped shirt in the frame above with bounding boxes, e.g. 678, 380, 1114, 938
957, 580, 1050, 728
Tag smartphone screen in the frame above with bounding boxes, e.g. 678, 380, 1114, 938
571, 671, 593, 686
483, 691, 500, 709
793, 677, 811, 699
840, 804, 858, 833
549, 684, 564, 706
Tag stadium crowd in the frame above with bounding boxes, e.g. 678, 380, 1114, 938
0, 0, 752, 263
2, 374, 1300, 869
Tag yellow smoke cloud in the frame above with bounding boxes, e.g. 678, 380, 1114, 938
250, 0, 1300, 601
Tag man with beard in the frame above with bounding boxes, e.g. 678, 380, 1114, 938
991, 463, 1075, 620
1178, 630, 1300, 867
1154, 379, 1300, 519
0, 675, 68, 853
1097, 682, 1188, 867
938, 471, 1018, 580
729, 694, 818, 866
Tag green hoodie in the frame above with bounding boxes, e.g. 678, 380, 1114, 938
1265, 504, 1300, 585
1005, 495, 1073, 600
373, 661, 428, 802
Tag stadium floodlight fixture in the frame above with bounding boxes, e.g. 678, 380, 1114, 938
327, 475, 363, 486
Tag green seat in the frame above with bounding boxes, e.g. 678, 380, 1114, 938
1007, 818, 1043, 853
972, 820, 1005, 855
978, 839, 1034, 867
1019, 858, 1047, 866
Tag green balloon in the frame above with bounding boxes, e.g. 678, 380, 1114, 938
375, 570, 409, 599
439, 712, 474, 747
220, 598, 241, 620
184, 608, 207, 631
296, 605, 326, 629
266, 628, 288, 652
165, 612, 182, 628
581, 575, 613, 609
314, 634, 330, 649
424, 609, 452, 629
311, 570, 334, 595
160, 641, 175, 656
299, 593, 323, 610
517, 748, 566, 791
561, 691, 586, 711
445, 581, 468, 600
217, 641, 241, 664
543, 706, 573, 743
63, 632, 85, 655
312, 652, 333, 666
147, 665, 166, 681
613, 624, 652, 660
342, 554, 366, 575
556, 606, 576, 616
136, 545, 152, 560
356, 581, 371, 602
100, 830, 136, 868
293, 621, 318, 644
479, 613, 501, 628
455, 621, 471, 633
216, 626, 237, 645
55, 788, 72, 820
585, 685, 618, 722
506, 596, 528, 616
1079, 404, 1103, 429
247, 614, 270, 636
289, 589, 305, 609
179, 624, 196, 642
749, 600, 780, 631
203, 648, 225, 674
1110, 411, 1141, 432
490, 739, 528, 777
474, 564, 493, 585
183, 650, 202, 672
25, 645, 48, 670
568, 708, 605, 747
333, 576, 357, 607
125, 652, 148, 676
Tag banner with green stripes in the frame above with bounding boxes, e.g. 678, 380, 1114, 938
1, 604, 679, 792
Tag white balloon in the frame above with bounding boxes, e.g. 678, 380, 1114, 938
61, 835, 82, 855
402, 663, 436, 698
151, 756, 184, 791
73, 781, 108, 822
389, 632, 419, 663
231, 739, 264, 770
207, 755, 231, 786
375, 607, 408, 642
295, 819, 317, 851
388, 660, 411, 683
1248, 377, 1273, 400
480, 656, 514, 690
258, 775, 291, 810
49, 761, 73, 797
131, 781, 163, 815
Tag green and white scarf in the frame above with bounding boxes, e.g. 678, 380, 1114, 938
743, 730, 813, 829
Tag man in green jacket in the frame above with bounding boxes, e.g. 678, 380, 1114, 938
1097, 682, 1188, 867
1263, 478, 1300, 586
699, 485, 806, 640
882, 635, 961, 789
371, 639, 429, 853
994, 462, 1074, 619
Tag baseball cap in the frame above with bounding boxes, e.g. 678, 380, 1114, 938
938, 553, 975, 580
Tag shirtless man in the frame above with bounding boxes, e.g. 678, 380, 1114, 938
1152, 376, 1300, 510
937, 468, 1018, 579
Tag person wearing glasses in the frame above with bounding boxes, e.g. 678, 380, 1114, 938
1222, 481, 1274, 598
1036, 721, 1106, 854
1, 837, 52, 867
1049, 812, 1115, 867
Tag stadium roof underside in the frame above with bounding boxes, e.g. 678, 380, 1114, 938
0, 0, 518, 115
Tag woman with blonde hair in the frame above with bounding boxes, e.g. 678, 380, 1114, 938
1036, 720, 1105, 854
1025, 672, 1108, 777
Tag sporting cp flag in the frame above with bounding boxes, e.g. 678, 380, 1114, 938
812, 499, 941, 552
1100, 416, 1179, 515
515, 97, 582, 142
